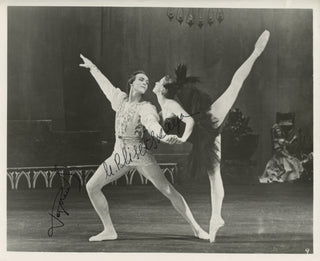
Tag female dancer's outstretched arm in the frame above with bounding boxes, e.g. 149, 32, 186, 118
163, 100, 195, 143
141, 103, 190, 145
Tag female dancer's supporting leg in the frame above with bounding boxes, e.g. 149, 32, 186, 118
138, 164, 209, 240
208, 30, 270, 243
208, 135, 224, 243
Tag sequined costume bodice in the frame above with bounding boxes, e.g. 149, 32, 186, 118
89, 68, 161, 166
115, 100, 145, 140
107, 95, 160, 166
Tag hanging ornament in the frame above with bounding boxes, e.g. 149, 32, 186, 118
166, 8, 224, 28
198, 9, 204, 28
176, 8, 184, 24
216, 9, 224, 24
208, 9, 215, 26
186, 8, 195, 27
167, 8, 175, 21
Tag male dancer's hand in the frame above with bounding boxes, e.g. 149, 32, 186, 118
79, 54, 95, 69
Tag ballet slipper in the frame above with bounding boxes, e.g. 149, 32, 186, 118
89, 229, 118, 241
253, 30, 270, 57
193, 227, 210, 240
209, 218, 225, 243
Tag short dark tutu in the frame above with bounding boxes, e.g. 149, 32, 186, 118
163, 109, 221, 178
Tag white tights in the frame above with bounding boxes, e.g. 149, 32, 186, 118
207, 30, 270, 242
86, 152, 209, 241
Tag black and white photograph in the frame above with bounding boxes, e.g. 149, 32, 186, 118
1, 0, 319, 258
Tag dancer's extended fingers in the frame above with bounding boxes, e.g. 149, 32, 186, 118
79, 54, 93, 68
168, 137, 175, 144
80, 53, 90, 62
170, 136, 179, 144
80, 54, 90, 62
80, 54, 87, 63
169, 139, 176, 145
176, 139, 183, 144
166, 136, 174, 144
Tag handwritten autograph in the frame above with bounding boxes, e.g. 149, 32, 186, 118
47, 167, 81, 237
47, 112, 200, 235
103, 112, 200, 179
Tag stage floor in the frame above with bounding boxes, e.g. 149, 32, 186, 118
7, 182, 313, 253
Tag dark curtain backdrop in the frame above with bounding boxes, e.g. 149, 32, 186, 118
8, 7, 313, 172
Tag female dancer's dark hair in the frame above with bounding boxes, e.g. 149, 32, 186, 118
163, 65, 221, 178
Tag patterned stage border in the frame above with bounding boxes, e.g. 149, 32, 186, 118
7, 163, 178, 190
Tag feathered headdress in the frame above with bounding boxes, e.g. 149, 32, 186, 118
174, 64, 200, 86
163, 64, 200, 98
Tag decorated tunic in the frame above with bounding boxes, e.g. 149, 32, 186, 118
90, 68, 162, 166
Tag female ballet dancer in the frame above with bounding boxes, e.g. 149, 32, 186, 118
79, 54, 209, 241
152, 30, 270, 243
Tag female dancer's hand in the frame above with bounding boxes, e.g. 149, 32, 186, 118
164, 135, 180, 144
176, 137, 186, 144
79, 54, 95, 69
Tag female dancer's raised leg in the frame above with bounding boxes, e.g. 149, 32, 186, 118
138, 164, 210, 240
208, 30, 270, 243
86, 154, 131, 241
210, 30, 270, 128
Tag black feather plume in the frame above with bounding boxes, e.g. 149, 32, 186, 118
175, 63, 200, 85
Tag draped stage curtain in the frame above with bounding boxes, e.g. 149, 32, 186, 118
7, 7, 313, 171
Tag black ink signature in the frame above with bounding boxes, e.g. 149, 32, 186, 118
102, 112, 200, 179
103, 140, 148, 178
163, 112, 200, 136
47, 166, 81, 237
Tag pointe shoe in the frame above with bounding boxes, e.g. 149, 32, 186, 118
89, 230, 118, 241
193, 227, 210, 240
254, 30, 270, 57
209, 219, 225, 243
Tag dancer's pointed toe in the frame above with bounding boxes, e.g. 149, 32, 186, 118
254, 30, 270, 57
194, 227, 210, 240
209, 218, 225, 243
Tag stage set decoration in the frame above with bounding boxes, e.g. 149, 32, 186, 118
167, 8, 224, 28
7, 119, 179, 190
7, 164, 177, 190
259, 112, 313, 183
221, 108, 259, 183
